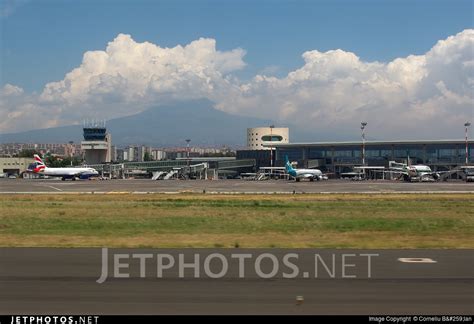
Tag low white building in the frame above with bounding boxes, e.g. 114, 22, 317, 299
0, 157, 32, 177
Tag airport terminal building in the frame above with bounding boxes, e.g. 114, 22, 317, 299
266, 139, 473, 174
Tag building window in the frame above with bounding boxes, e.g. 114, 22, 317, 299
261, 135, 283, 142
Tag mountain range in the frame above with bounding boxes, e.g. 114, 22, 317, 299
0, 100, 325, 146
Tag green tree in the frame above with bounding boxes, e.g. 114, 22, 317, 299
71, 156, 83, 166
45, 155, 62, 167
143, 151, 153, 161
18, 149, 40, 158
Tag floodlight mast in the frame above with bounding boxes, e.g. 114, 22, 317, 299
361, 122, 368, 166
465, 122, 471, 165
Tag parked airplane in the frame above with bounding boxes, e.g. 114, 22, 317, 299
463, 167, 474, 182
388, 157, 441, 182
285, 155, 326, 182
27, 155, 99, 181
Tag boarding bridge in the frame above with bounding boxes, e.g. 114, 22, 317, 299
353, 166, 386, 180
389, 161, 407, 169
86, 158, 255, 179
125, 160, 189, 171
190, 163, 208, 173
216, 159, 255, 170
439, 166, 461, 181
188, 163, 209, 179
439, 166, 474, 181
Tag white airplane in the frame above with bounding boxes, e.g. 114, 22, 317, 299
285, 155, 326, 182
28, 155, 99, 181
388, 157, 441, 182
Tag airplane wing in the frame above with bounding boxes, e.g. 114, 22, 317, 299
73, 170, 97, 179
385, 169, 408, 175
300, 173, 316, 178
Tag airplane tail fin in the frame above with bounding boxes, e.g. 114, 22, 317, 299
285, 155, 294, 173
34, 154, 45, 166
32, 154, 46, 173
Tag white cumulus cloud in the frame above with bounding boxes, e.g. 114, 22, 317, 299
39, 34, 246, 116
0, 30, 473, 140
40, 34, 246, 104
216, 29, 474, 139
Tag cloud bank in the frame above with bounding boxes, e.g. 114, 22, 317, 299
1, 30, 473, 139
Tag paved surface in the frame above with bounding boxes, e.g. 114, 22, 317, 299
0, 248, 472, 314
1, 178, 473, 194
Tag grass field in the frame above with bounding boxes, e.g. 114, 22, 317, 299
0, 193, 473, 248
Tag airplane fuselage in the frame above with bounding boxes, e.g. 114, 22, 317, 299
290, 169, 323, 178
28, 161, 99, 180
404, 165, 438, 182
40, 167, 99, 179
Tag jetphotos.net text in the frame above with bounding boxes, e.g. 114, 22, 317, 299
97, 248, 379, 283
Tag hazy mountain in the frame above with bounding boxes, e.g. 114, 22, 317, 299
0, 100, 321, 146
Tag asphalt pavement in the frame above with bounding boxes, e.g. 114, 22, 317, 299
0, 248, 472, 314
1, 178, 473, 194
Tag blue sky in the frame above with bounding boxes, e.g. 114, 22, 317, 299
0, 0, 472, 139
1, 0, 472, 92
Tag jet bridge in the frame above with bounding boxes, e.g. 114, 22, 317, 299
151, 163, 209, 180
353, 166, 387, 180
86, 158, 255, 179
439, 166, 474, 182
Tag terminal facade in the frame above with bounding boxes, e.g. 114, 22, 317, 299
270, 140, 473, 174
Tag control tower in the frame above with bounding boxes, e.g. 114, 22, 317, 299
81, 120, 112, 164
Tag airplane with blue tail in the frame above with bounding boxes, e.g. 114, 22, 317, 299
285, 155, 326, 182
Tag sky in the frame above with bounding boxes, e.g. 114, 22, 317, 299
0, 0, 473, 139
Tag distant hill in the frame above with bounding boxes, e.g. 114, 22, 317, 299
0, 99, 319, 146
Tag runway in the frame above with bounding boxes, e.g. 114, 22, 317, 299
1, 178, 473, 194
0, 248, 472, 314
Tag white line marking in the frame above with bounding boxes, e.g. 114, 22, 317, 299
44, 185, 63, 192
1, 191, 474, 195
398, 258, 437, 263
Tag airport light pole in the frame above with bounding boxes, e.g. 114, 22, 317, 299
270, 125, 274, 178
68, 141, 74, 166
361, 122, 367, 166
465, 122, 471, 165
185, 139, 191, 167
